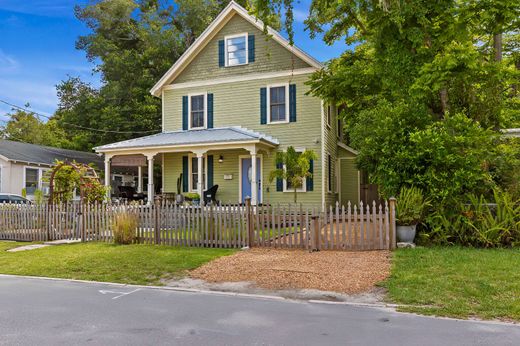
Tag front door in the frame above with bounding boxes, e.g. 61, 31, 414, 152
241, 157, 261, 203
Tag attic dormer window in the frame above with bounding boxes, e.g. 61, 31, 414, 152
225, 33, 248, 66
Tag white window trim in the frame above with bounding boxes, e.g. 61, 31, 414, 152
326, 104, 332, 129
283, 147, 307, 193
327, 153, 333, 193
23, 166, 49, 196
267, 83, 290, 124
188, 154, 208, 193
224, 32, 249, 67
187, 92, 207, 130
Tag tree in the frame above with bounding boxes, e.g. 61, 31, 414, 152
52, 0, 251, 151
0, 108, 71, 148
253, 0, 519, 203
269, 146, 317, 203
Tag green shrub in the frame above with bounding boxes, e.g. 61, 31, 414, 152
396, 186, 429, 225
112, 212, 139, 245
423, 189, 520, 247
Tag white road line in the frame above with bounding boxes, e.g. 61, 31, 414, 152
99, 288, 141, 299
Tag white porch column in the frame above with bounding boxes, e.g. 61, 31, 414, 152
137, 166, 143, 193
196, 152, 204, 204
146, 154, 155, 203
250, 149, 258, 206
104, 155, 111, 199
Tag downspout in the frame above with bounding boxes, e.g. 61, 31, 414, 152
321, 100, 325, 212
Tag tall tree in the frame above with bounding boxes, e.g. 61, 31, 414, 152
54, 0, 249, 151
253, 0, 519, 201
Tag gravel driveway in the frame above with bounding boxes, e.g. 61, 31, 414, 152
190, 248, 391, 294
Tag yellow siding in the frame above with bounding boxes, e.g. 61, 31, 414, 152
173, 15, 310, 84
339, 158, 360, 207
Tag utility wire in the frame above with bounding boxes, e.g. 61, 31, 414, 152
0, 99, 161, 134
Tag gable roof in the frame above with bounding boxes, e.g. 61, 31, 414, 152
150, 1, 323, 97
0, 139, 104, 168
94, 127, 279, 152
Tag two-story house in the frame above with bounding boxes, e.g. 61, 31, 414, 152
95, 1, 360, 209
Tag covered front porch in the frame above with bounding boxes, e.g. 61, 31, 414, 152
94, 127, 279, 205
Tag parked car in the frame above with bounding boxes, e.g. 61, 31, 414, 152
0, 194, 32, 204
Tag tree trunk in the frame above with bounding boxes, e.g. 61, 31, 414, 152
439, 88, 449, 116
493, 33, 502, 62
293, 188, 297, 204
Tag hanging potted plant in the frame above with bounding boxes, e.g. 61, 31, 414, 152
396, 186, 429, 243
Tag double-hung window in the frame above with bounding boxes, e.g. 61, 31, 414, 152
225, 33, 248, 66
283, 149, 306, 193
24, 168, 39, 195
190, 157, 207, 192
268, 84, 289, 123
189, 94, 206, 129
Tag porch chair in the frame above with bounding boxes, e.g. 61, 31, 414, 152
118, 186, 146, 202
203, 185, 219, 205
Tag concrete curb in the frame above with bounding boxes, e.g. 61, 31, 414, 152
1, 273, 519, 327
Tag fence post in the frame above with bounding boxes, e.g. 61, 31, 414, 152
310, 215, 320, 252
245, 198, 253, 247
389, 197, 397, 250
154, 201, 161, 245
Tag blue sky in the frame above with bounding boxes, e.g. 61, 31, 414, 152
0, 0, 346, 123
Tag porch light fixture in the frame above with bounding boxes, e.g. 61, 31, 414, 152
218, 155, 224, 163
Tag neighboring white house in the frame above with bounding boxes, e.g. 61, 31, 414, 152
0, 140, 137, 200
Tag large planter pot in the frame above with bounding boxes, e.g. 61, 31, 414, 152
397, 224, 417, 243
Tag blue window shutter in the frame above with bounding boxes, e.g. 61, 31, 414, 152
248, 34, 255, 63
182, 95, 188, 130
276, 162, 283, 192
218, 40, 225, 67
260, 87, 267, 124
207, 155, 214, 188
207, 93, 213, 129
306, 159, 314, 191
182, 156, 189, 192
289, 84, 296, 122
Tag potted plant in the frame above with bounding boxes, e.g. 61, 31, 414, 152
185, 192, 200, 205
396, 186, 429, 243
175, 173, 184, 203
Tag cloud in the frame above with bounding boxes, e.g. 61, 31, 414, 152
0, 50, 20, 73
292, 8, 309, 23
0, 78, 57, 116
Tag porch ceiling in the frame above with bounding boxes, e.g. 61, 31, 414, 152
94, 127, 279, 155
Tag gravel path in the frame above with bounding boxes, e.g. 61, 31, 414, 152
190, 248, 391, 294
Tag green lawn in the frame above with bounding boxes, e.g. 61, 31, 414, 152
0, 241, 234, 285
382, 247, 520, 321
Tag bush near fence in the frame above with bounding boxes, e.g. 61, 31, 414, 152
0, 199, 396, 251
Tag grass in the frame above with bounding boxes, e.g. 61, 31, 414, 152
0, 241, 234, 285
382, 246, 520, 321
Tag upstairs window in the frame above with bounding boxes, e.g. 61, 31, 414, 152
225, 33, 247, 66
189, 94, 206, 129
268, 84, 289, 123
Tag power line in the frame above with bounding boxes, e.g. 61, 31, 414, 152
0, 99, 161, 135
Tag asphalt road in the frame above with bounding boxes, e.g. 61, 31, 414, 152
0, 276, 519, 346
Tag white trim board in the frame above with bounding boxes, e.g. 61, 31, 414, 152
150, 1, 323, 97
238, 154, 263, 203
163, 68, 317, 91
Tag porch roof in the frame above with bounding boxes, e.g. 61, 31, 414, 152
94, 127, 279, 153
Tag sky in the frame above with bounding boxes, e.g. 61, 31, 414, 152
0, 0, 346, 123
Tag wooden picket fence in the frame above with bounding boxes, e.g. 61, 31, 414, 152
0, 199, 396, 251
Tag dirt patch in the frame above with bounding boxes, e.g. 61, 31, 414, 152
190, 248, 391, 294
